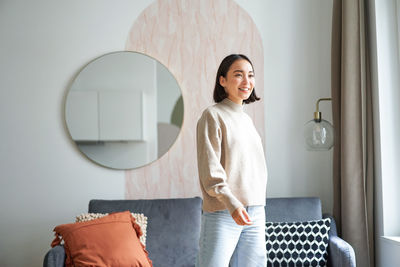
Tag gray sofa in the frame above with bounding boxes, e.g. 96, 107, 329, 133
43, 197, 356, 267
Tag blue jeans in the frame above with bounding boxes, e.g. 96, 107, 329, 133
195, 206, 266, 267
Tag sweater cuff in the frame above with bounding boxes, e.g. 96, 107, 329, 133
217, 187, 243, 214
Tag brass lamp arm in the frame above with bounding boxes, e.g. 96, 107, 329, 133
314, 98, 332, 121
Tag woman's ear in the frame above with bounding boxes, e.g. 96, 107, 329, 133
219, 75, 226, 87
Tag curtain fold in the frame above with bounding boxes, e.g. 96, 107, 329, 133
331, 0, 375, 266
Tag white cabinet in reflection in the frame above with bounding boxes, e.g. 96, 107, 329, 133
98, 91, 143, 141
66, 91, 99, 140
66, 90, 144, 141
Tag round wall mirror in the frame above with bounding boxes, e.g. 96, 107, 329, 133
65, 51, 184, 169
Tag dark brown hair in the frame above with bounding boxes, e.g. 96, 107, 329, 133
213, 54, 260, 104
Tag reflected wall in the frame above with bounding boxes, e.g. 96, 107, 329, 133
65, 52, 183, 169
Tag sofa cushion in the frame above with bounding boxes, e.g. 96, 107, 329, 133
75, 212, 148, 246
265, 197, 322, 222
51, 211, 152, 267
265, 218, 331, 267
89, 197, 202, 267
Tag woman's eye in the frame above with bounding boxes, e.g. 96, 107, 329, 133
235, 74, 242, 77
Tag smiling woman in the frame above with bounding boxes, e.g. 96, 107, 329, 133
196, 54, 267, 266
64, 51, 184, 170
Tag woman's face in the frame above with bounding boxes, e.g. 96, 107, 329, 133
219, 59, 255, 105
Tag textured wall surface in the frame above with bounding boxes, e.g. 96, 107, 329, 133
125, 0, 265, 199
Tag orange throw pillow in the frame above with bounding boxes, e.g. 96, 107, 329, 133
51, 211, 152, 267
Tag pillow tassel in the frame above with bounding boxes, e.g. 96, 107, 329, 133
51, 232, 73, 267
130, 214, 153, 266
51, 233, 61, 247
130, 215, 143, 238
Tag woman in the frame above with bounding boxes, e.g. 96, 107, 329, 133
195, 54, 268, 267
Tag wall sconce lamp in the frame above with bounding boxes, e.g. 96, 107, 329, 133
304, 98, 334, 151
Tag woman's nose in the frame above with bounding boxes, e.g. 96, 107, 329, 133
242, 76, 250, 85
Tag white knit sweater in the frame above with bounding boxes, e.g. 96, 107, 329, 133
196, 98, 268, 213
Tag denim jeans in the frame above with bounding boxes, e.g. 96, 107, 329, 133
195, 206, 266, 267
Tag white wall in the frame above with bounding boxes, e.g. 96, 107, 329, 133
0, 0, 334, 266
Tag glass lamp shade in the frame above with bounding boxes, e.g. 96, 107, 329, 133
304, 119, 334, 151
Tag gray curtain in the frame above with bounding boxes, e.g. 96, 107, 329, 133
331, 0, 375, 266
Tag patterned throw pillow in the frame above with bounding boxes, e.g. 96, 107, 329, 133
76, 213, 148, 246
265, 218, 331, 267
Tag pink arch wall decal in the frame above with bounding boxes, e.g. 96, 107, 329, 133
125, 0, 264, 199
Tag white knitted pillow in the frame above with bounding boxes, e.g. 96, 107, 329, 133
75, 212, 148, 246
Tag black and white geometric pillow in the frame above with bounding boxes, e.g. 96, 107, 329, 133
265, 218, 331, 267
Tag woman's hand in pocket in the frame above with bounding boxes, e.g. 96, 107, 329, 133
231, 207, 253, 226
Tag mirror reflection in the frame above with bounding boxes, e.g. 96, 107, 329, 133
65, 51, 183, 169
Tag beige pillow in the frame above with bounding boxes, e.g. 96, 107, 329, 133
75, 212, 147, 246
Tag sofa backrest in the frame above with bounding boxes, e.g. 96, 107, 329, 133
265, 197, 322, 222
89, 197, 202, 267
88, 197, 323, 266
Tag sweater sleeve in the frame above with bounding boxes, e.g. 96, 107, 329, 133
196, 110, 243, 214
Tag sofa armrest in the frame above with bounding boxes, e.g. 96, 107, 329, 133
322, 214, 356, 267
328, 236, 356, 267
43, 245, 65, 267
322, 213, 338, 237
